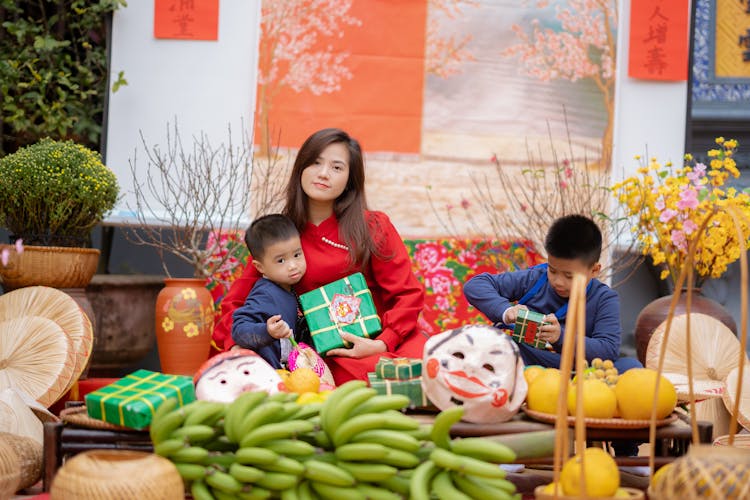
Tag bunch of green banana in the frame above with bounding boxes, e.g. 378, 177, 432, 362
410, 405, 522, 500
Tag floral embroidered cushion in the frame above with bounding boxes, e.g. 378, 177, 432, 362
205, 234, 544, 333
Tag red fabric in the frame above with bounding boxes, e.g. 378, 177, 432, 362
212, 211, 427, 384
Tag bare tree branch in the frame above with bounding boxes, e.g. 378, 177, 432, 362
124, 121, 263, 278
430, 122, 642, 286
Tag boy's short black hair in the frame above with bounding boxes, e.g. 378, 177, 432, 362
244, 214, 299, 260
544, 214, 602, 266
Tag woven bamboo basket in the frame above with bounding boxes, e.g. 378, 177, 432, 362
0, 432, 42, 491
647, 206, 750, 500
49, 450, 184, 499
534, 274, 644, 500
0, 437, 20, 499
0, 244, 99, 290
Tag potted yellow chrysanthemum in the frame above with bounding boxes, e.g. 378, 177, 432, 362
611, 137, 750, 362
0, 138, 119, 290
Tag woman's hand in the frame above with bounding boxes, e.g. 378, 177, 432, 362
326, 332, 387, 358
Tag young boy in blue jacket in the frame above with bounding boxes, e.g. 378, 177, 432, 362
463, 214, 641, 374
231, 214, 307, 368
464, 214, 644, 459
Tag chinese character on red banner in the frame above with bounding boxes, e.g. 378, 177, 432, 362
628, 0, 689, 81
154, 0, 219, 41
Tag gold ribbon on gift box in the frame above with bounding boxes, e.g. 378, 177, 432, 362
305, 281, 379, 339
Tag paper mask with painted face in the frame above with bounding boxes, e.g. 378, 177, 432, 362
422, 324, 527, 424
193, 349, 283, 402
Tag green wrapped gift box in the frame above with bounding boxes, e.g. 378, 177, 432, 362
511, 308, 548, 350
375, 357, 422, 380
84, 369, 195, 429
367, 373, 430, 409
299, 272, 381, 355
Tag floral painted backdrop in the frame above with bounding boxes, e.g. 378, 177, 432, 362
252, 0, 617, 239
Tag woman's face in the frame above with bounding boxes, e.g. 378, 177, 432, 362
300, 142, 350, 203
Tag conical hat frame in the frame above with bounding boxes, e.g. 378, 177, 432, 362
648, 204, 749, 479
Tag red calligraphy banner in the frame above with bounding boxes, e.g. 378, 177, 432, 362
154, 0, 219, 41
628, 0, 689, 81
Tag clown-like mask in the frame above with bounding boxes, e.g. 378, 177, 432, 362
422, 325, 527, 424
194, 349, 283, 403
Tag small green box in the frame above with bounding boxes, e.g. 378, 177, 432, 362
511, 309, 548, 349
84, 369, 195, 429
367, 373, 430, 409
375, 357, 422, 380
299, 273, 381, 355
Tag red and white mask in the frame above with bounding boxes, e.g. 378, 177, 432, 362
422, 325, 527, 423
193, 349, 283, 403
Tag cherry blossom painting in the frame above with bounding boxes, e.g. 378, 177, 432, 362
252, 0, 617, 236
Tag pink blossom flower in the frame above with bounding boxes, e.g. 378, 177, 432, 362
461, 198, 470, 209
655, 198, 665, 210
564, 166, 573, 178
687, 163, 706, 183
659, 209, 678, 223
677, 187, 699, 210
559, 180, 568, 189
683, 219, 698, 235
671, 229, 688, 252
1, 249, 8, 267
520, 204, 528, 212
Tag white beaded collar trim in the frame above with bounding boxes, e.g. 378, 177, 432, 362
321, 236, 349, 251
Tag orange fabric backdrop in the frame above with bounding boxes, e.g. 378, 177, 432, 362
255, 0, 428, 153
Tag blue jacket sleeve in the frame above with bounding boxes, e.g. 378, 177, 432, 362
463, 270, 540, 325
551, 282, 621, 362
231, 286, 277, 352
581, 284, 622, 362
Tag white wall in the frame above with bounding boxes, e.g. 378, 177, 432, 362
611, 0, 690, 182
104, 0, 261, 225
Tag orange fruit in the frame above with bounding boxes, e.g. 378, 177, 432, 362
614, 368, 676, 420
567, 378, 617, 419
560, 447, 619, 497
285, 367, 321, 395
524, 365, 546, 386
526, 368, 562, 414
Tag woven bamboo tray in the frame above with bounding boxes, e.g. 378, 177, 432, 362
523, 407, 678, 429
60, 405, 135, 431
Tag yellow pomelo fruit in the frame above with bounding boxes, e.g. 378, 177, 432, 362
541, 482, 562, 495
560, 447, 620, 497
285, 367, 321, 395
614, 368, 677, 420
567, 378, 618, 419
652, 463, 672, 487
524, 365, 546, 386
526, 369, 562, 414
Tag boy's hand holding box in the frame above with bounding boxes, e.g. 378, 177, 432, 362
84, 369, 195, 429
511, 308, 549, 350
299, 273, 381, 355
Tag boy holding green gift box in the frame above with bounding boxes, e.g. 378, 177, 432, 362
464, 215, 641, 374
